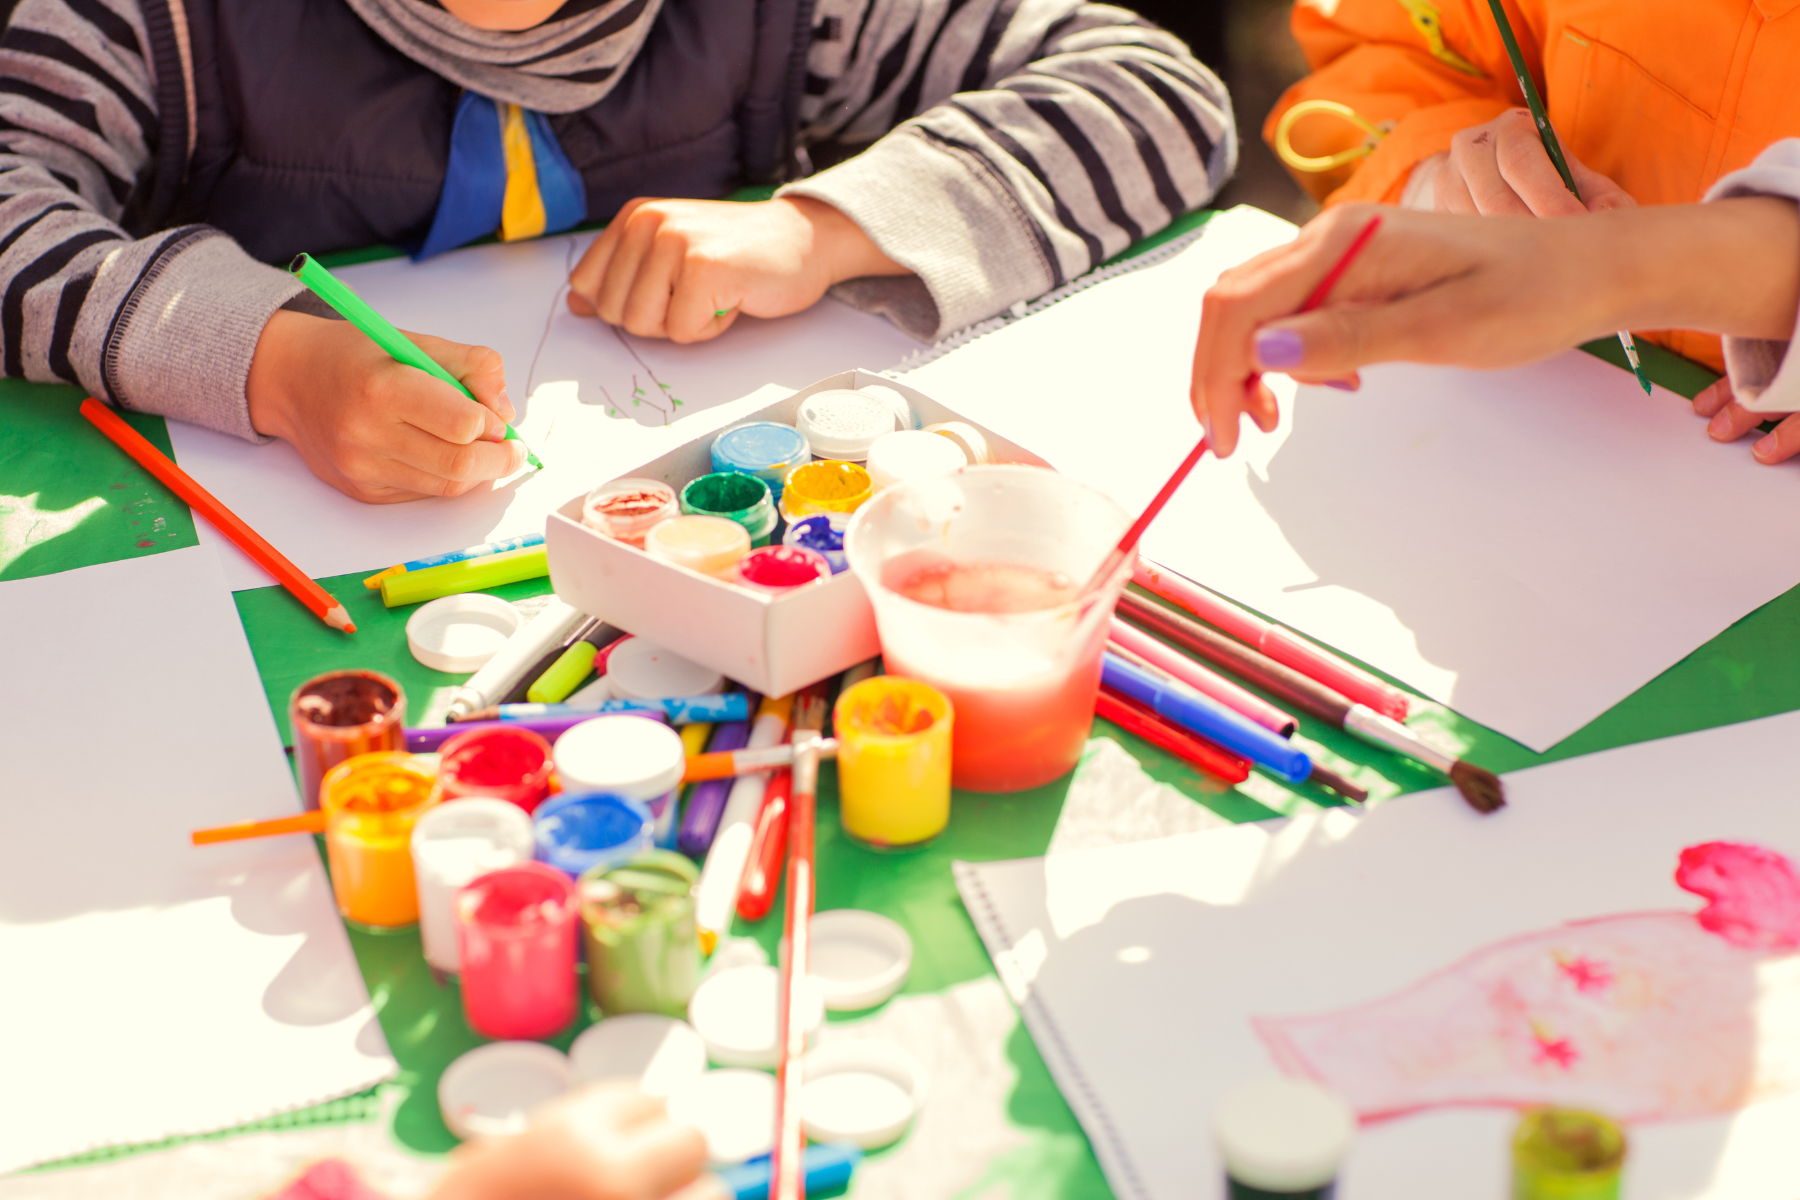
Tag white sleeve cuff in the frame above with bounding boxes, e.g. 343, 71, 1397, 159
1704, 139, 1800, 414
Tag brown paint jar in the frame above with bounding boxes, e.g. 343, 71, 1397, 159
290, 670, 407, 810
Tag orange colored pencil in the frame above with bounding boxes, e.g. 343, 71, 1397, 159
80, 398, 355, 632
192, 811, 325, 844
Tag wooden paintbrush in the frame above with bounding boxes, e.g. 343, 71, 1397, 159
771, 708, 827, 1200
1118, 590, 1504, 813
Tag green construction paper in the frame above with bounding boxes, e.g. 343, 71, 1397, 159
0, 381, 199, 581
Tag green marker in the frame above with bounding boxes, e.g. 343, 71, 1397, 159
288, 253, 545, 469
527, 640, 600, 705
379, 546, 549, 608
1482, 0, 1653, 397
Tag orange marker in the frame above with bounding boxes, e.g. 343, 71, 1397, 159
192, 812, 325, 844
79, 397, 355, 633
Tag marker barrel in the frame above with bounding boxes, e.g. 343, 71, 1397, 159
1102, 655, 1311, 783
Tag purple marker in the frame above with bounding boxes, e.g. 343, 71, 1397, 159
677, 720, 752, 858
404, 714, 661, 754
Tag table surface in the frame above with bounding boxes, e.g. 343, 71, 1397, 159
7, 210, 1797, 1196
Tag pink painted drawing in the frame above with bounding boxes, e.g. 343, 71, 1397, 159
1254, 842, 1800, 1123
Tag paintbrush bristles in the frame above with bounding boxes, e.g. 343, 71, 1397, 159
1449, 760, 1506, 814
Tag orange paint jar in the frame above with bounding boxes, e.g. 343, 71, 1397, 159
320, 752, 439, 928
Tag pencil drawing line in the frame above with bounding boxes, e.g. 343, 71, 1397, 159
525, 235, 580, 399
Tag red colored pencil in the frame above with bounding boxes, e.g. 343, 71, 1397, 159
1133, 558, 1409, 722
79, 398, 355, 633
773, 728, 824, 1200
1096, 688, 1251, 784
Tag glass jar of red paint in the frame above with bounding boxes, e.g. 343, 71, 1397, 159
455, 862, 580, 1041
436, 725, 555, 813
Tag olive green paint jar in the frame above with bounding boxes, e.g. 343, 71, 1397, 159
579, 850, 701, 1017
1512, 1109, 1626, 1200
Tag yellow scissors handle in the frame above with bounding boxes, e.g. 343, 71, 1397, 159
1274, 100, 1390, 173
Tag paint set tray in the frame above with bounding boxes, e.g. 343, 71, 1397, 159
545, 369, 1044, 696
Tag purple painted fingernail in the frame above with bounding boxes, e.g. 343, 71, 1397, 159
1255, 327, 1305, 369
1325, 379, 1357, 392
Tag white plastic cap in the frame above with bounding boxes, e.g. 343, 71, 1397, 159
866, 430, 969, 493
809, 909, 912, 1011
553, 715, 687, 799
437, 1042, 572, 1141
569, 1014, 709, 1097
666, 1069, 778, 1165
798, 1039, 928, 1150
687, 964, 824, 1069
796, 389, 897, 460
406, 593, 523, 673
857, 383, 920, 430
1213, 1078, 1356, 1192
606, 637, 726, 701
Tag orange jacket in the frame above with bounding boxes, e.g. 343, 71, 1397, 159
1267, 0, 1800, 369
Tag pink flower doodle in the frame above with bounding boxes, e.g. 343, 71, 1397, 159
1253, 842, 1800, 1124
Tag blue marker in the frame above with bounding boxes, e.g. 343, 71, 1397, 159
1102, 653, 1312, 783
717, 1143, 863, 1200
496, 693, 751, 725
362, 532, 545, 590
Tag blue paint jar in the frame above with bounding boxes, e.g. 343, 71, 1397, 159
782, 511, 851, 574
532, 792, 653, 879
711, 422, 811, 501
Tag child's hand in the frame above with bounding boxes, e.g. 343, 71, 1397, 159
567, 197, 909, 343
247, 310, 524, 503
1693, 377, 1800, 464
425, 1083, 721, 1200
1411, 109, 1635, 217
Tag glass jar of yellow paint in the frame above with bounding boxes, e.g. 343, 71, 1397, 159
320, 751, 439, 928
781, 460, 873, 522
832, 676, 952, 847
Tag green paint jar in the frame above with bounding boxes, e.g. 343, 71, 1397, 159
1512, 1109, 1626, 1200
579, 850, 701, 1017
679, 472, 778, 547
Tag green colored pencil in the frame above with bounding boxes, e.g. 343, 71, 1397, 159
288, 253, 545, 468
1482, 0, 1652, 396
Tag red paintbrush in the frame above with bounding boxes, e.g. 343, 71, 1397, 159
771, 691, 829, 1200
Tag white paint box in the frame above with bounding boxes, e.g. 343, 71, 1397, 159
545, 369, 1046, 697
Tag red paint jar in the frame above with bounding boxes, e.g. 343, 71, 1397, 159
456, 862, 580, 1040
437, 726, 555, 813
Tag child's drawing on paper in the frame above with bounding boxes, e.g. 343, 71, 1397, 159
1254, 842, 1800, 1123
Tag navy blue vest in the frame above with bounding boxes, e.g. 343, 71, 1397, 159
124, 0, 815, 262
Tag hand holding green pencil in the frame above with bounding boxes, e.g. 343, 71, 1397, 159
289, 253, 545, 470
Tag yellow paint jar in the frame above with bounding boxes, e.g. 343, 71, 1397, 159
320, 751, 439, 928
781, 460, 872, 521
832, 676, 952, 847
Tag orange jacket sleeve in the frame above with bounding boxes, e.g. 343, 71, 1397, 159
1267, 0, 1548, 206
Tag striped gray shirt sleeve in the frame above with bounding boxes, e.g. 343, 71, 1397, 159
0, 0, 302, 441
781, 0, 1236, 340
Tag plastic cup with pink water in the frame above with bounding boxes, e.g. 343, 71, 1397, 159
845, 465, 1130, 792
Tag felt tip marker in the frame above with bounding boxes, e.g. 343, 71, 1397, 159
363, 532, 546, 589
466, 693, 751, 725
289, 253, 543, 469
1102, 653, 1312, 783
716, 1143, 862, 1200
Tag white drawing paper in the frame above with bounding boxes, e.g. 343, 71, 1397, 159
954, 708, 1800, 1200
168, 232, 917, 590
905, 206, 1800, 751
0, 546, 395, 1172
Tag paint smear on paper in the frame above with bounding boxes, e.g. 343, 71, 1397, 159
1255, 842, 1800, 1124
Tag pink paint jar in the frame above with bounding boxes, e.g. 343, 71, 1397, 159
456, 862, 581, 1040
734, 544, 831, 592
583, 478, 679, 547
437, 726, 555, 813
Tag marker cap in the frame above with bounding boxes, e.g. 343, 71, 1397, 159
795, 389, 897, 460
554, 714, 688, 798
687, 964, 824, 1069
437, 1041, 572, 1142
606, 639, 727, 702
1212, 1078, 1356, 1193
569, 1013, 709, 1097
405, 593, 523, 674
809, 909, 912, 1011
667, 1069, 778, 1165
798, 1040, 928, 1150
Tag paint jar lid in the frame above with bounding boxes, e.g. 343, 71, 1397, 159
666, 1069, 777, 1166
532, 791, 654, 878
554, 714, 688, 798
569, 1013, 709, 1097
712, 423, 811, 495
857, 383, 920, 430
1212, 1078, 1356, 1192
644, 514, 751, 579
866, 430, 969, 494
583, 478, 680, 545
782, 512, 851, 574
923, 421, 993, 465
798, 1040, 928, 1150
438, 1041, 572, 1141
809, 909, 912, 1011
405, 593, 523, 674
795, 389, 897, 460
606, 639, 726, 702
687, 964, 824, 1069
